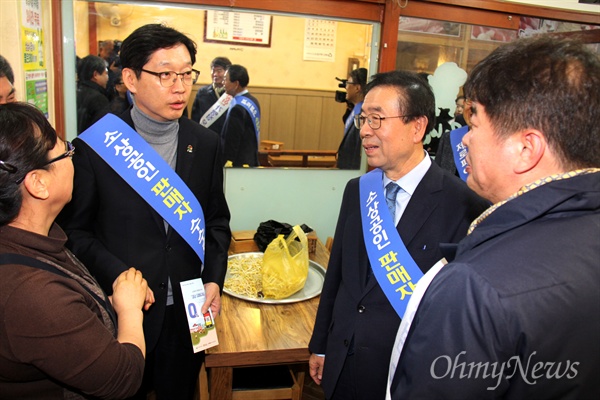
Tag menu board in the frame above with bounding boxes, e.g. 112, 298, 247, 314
204, 10, 272, 47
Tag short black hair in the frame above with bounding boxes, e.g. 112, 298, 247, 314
227, 65, 249, 87
465, 36, 600, 169
349, 67, 368, 87
77, 55, 106, 82
0, 55, 15, 84
0, 102, 58, 225
365, 70, 436, 135
211, 57, 232, 70
120, 24, 197, 78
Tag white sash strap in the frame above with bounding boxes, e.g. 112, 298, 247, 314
199, 92, 233, 128
385, 257, 448, 400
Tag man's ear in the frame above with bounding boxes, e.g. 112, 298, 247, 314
514, 129, 546, 174
412, 116, 428, 143
122, 68, 137, 94
91, 70, 100, 83
23, 170, 50, 200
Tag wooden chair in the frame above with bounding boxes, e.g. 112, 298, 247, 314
325, 237, 333, 252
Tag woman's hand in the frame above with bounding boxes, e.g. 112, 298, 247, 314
111, 268, 148, 314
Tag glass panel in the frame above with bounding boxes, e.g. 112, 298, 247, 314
68, 0, 380, 170
396, 16, 508, 155
395, 15, 599, 156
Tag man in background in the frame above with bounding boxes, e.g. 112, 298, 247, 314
60, 24, 231, 399
434, 94, 468, 176
76, 55, 110, 134
388, 36, 599, 399
0, 55, 16, 104
191, 56, 232, 133
221, 64, 261, 167
309, 70, 488, 400
98, 39, 121, 100
336, 67, 367, 170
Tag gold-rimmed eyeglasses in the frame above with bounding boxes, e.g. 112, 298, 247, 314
140, 69, 200, 87
354, 113, 412, 130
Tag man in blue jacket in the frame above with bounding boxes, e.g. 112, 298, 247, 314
388, 36, 600, 400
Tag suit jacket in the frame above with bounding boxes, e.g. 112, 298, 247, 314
59, 111, 231, 351
336, 113, 362, 170
221, 92, 260, 167
308, 161, 489, 400
191, 84, 227, 134
76, 81, 110, 135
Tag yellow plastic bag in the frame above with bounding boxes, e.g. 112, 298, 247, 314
262, 225, 309, 299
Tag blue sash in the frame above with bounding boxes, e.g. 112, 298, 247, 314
229, 95, 261, 142
79, 114, 206, 265
343, 102, 363, 134
359, 169, 424, 317
450, 125, 469, 181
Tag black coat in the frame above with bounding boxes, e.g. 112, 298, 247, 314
309, 161, 489, 399
336, 124, 362, 169
59, 110, 231, 351
190, 84, 227, 134
221, 93, 261, 167
76, 81, 110, 135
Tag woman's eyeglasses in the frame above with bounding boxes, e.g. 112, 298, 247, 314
5, 141, 76, 185
44, 140, 75, 167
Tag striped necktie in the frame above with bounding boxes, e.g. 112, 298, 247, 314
386, 182, 401, 222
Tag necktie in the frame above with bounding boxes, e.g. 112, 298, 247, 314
386, 182, 401, 222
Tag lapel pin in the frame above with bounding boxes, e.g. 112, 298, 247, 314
186, 145, 193, 153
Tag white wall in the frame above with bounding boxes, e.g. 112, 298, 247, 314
224, 167, 363, 242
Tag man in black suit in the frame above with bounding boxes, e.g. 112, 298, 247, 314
221, 64, 261, 167
190, 56, 232, 134
308, 70, 488, 400
59, 24, 231, 400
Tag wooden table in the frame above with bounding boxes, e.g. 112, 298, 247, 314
258, 150, 338, 168
202, 240, 330, 399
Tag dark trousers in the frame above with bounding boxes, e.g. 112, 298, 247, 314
129, 305, 204, 400
329, 354, 358, 400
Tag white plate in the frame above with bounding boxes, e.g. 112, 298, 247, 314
224, 252, 326, 304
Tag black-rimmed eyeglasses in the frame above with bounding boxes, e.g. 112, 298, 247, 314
140, 69, 200, 87
45, 140, 75, 167
354, 113, 412, 130
9, 141, 75, 185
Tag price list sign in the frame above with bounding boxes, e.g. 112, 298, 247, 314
204, 10, 272, 47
